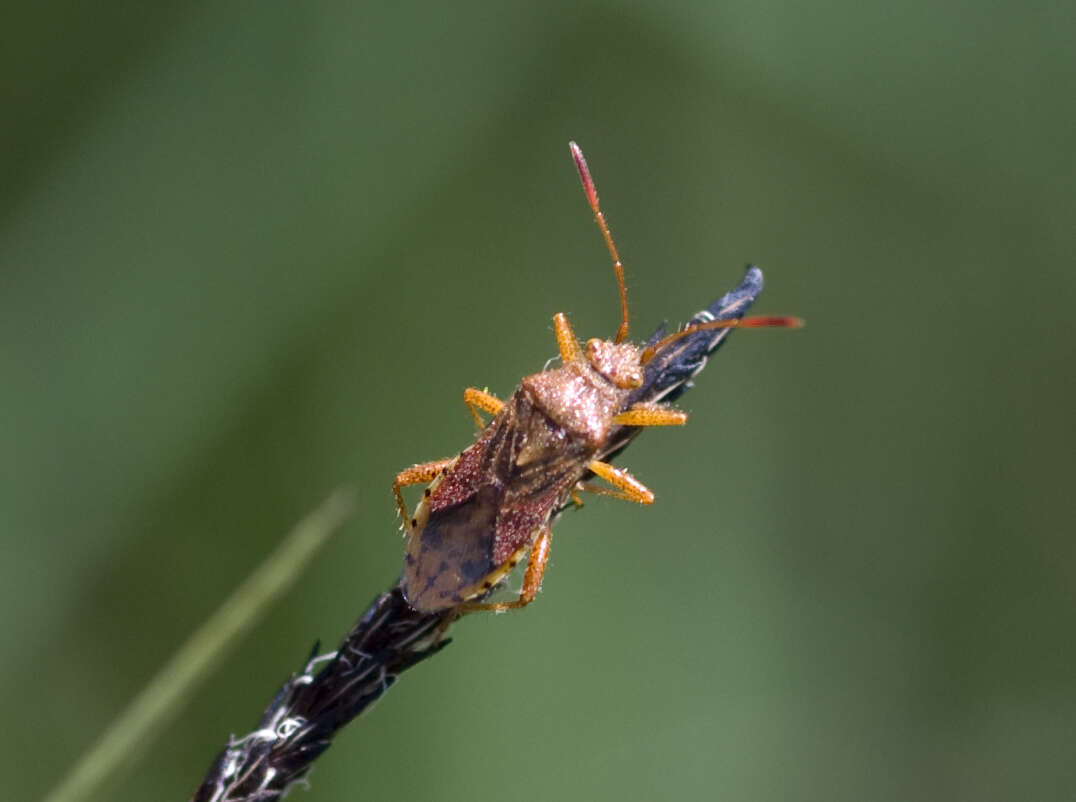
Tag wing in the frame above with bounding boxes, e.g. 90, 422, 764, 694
491, 399, 592, 564
426, 402, 516, 513
491, 477, 567, 565
404, 483, 503, 613
405, 391, 592, 610
404, 405, 516, 613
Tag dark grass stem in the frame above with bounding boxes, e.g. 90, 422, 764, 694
43, 491, 355, 802
188, 267, 768, 801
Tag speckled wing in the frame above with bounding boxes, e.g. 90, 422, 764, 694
491, 454, 579, 564
404, 484, 503, 613
402, 410, 514, 612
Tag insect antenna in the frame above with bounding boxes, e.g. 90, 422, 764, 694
639, 315, 804, 364
569, 141, 630, 344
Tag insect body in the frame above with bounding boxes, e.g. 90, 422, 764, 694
394, 143, 799, 615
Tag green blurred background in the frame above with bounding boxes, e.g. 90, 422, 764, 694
4, 1, 1075, 800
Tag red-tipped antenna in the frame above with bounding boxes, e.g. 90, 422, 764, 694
639, 315, 804, 364
570, 141, 630, 344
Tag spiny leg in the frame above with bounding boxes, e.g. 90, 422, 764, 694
392, 457, 455, 531
553, 312, 583, 363
457, 526, 552, 614
584, 460, 655, 504
574, 481, 640, 503
463, 387, 504, 431
612, 402, 688, 427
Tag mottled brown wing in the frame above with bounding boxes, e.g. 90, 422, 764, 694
489, 392, 595, 564
405, 391, 589, 610
404, 484, 503, 613
404, 408, 514, 612
492, 451, 583, 564
426, 413, 511, 513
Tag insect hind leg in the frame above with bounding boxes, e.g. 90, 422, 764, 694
457, 527, 552, 614
583, 460, 655, 504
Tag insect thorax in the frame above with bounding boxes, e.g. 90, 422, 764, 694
521, 360, 631, 450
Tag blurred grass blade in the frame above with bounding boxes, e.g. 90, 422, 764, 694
43, 489, 356, 802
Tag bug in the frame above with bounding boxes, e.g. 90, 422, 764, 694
393, 142, 800, 615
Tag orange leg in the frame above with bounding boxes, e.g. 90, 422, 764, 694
553, 312, 583, 363
575, 481, 631, 502
584, 460, 655, 504
612, 402, 688, 427
463, 387, 504, 430
393, 457, 455, 531
458, 527, 552, 614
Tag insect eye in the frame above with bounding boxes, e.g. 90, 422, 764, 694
610, 365, 643, 389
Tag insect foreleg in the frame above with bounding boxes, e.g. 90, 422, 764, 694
458, 527, 552, 614
553, 312, 583, 363
463, 387, 504, 430
392, 457, 455, 531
